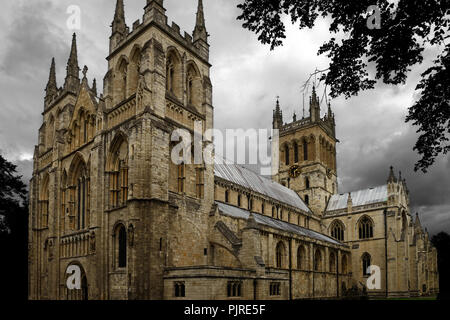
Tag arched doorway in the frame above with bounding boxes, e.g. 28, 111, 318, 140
65, 263, 88, 300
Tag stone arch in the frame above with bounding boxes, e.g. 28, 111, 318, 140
329, 250, 336, 272
308, 134, 316, 161
185, 60, 202, 110
330, 219, 345, 241
275, 241, 287, 268
112, 222, 127, 269
67, 153, 89, 230
281, 142, 290, 165
297, 244, 307, 270
129, 45, 142, 95
166, 47, 182, 98
65, 261, 88, 300
115, 55, 129, 102
361, 252, 371, 276
314, 247, 323, 271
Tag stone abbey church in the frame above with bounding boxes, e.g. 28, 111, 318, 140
28, 0, 439, 300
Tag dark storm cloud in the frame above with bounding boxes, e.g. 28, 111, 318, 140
0, 0, 448, 234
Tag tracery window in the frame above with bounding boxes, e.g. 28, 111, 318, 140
331, 220, 345, 241
358, 216, 374, 239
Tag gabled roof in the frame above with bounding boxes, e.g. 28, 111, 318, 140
216, 202, 342, 246
326, 185, 388, 212
214, 161, 310, 213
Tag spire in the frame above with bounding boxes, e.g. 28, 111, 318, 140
309, 85, 320, 122
64, 33, 80, 93
273, 97, 283, 129
387, 166, 397, 183
112, 0, 128, 36
92, 78, 97, 96
193, 0, 208, 43
45, 58, 57, 103
415, 213, 422, 228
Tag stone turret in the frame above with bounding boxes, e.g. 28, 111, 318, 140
44, 58, 57, 106
110, 0, 129, 52
63, 33, 80, 93
143, 0, 167, 25
192, 0, 209, 61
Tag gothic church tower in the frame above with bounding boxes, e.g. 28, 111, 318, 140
273, 87, 337, 216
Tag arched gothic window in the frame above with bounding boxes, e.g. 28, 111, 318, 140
276, 242, 285, 268
293, 141, 299, 163
362, 252, 371, 276
331, 220, 345, 241
358, 216, 374, 239
329, 251, 336, 272
284, 144, 290, 165
68, 156, 90, 231
166, 50, 182, 98
297, 245, 306, 270
314, 248, 322, 271
342, 254, 348, 274
115, 224, 127, 268
303, 140, 308, 161
117, 59, 128, 101
108, 135, 128, 208
225, 190, 230, 203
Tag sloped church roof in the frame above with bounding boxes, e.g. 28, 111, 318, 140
215, 161, 311, 213
326, 185, 388, 212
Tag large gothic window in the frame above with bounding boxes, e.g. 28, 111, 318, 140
107, 135, 129, 208
331, 220, 345, 241
362, 252, 371, 276
358, 216, 374, 239
276, 242, 285, 268
186, 63, 201, 109
129, 47, 141, 94
166, 49, 182, 98
68, 155, 90, 231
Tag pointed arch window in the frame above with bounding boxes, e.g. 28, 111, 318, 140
293, 141, 299, 163
362, 252, 371, 276
329, 251, 336, 272
303, 140, 308, 161
225, 189, 230, 203
331, 220, 345, 241
284, 144, 290, 165
341, 254, 348, 274
276, 242, 285, 268
177, 162, 185, 193
166, 57, 174, 93
314, 248, 322, 271
115, 224, 127, 268
358, 216, 374, 239
108, 136, 128, 208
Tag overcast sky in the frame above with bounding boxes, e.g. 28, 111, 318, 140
0, 0, 448, 235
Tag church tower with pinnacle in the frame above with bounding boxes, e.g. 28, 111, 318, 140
273, 87, 337, 216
